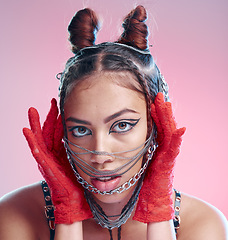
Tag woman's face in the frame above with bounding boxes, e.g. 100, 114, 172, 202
64, 71, 148, 204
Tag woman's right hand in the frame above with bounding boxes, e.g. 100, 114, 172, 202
23, 99, 92, 225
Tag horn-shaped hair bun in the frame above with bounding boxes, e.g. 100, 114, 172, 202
117, 5, 149, 50
68, 8, 99, 53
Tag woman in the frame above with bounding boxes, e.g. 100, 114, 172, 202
0, 6, 227, 240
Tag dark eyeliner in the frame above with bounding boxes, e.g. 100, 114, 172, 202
109, 118, 140, 134
68, 126, 92, 137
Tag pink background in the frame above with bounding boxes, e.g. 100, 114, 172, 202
1, 0, 227, 218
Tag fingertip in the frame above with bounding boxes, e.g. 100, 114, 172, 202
156, 92, 164, 98
22, 127, 29, 135
28, 107, 40, 126
49, 98, 59, 116
155, 92, 165, 103
181, 127, 186, 135
22, 127, 34, 142
175, 127, 186, 137
28, 107, 39, 116
51, 98, 57, 106
180, 127, 186, 134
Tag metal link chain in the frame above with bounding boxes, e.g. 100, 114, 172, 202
84, 146, 155, 231
69, 145, 155, 195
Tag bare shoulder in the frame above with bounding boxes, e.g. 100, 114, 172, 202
178, 192, 228, 240
0, 182, 50, 240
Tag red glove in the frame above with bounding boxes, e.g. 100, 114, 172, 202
23, 99, 93, 224
133, 92, 186, 223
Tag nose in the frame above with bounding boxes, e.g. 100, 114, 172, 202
90, 132, 114, 165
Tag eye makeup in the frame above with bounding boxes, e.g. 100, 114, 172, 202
109, 118, 140, 134
69, 126, 92, 138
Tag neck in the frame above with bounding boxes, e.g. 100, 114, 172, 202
85, 178, 143, 230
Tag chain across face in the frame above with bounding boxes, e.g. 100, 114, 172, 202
62, 70, 155, 196
64, 132, 156, 195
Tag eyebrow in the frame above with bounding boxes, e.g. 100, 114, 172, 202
104, 108, 139, 123
65, 117, 92, 125
65, 108, 139, 125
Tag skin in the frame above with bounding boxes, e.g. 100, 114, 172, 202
64, 71, 147, 207
0, 72, 227, 239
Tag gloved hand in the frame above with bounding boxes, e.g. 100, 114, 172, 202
133, 92, 186, 223
23, 99, 93, 224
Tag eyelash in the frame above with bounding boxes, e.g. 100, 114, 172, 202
68, 119, 140, 138
69, 126, 92, 138
109, 119, 140, 134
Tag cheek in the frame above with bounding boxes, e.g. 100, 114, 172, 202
65, 129, 95, 160
115, 119, 148, 152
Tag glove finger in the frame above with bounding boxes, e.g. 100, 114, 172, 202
23, 127, 62, 178
42, 98, 59, 151
53, 115, 64, 152
23, 127, 48, 166
154, 92, 165, 106
165, 127, 186, 160
151, 103, 162, 133
175, 127, 186, 138
151, 103, 164, 144
154, 93, 175, 130
158, 103, 176, 146
28, 108, 46, 150
156, 101, 176, 132
28, 107, 41, 135
152, 93, 173, 135
152, 99, 175, 150
164, 102, 176, 133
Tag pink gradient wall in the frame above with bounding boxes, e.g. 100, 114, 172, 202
1, 0, 227, 218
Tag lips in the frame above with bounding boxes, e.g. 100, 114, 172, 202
91, 176, 121, 192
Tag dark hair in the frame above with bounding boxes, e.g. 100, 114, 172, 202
59, 6, 169, 137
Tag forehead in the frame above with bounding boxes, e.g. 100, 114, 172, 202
76, 71, 142, 91
64, 71, 147, 118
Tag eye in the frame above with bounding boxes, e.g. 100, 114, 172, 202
110, 119, 140, 134
114, 122, 131, 131
69, 126, 92, 138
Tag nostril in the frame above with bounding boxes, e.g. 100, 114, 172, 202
90, 153, 114, 164
90, 158, 113, 164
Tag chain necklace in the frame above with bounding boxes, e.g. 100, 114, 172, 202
84, 147, 154, 230
68, 145, 155, 195
85, 175, 143, 230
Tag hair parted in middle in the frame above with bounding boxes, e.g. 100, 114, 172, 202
58, 5, 169, 138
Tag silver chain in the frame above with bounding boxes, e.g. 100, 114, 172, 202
64, 134, 153, 178
69, 145, 155, 195
84, 146, 155, 230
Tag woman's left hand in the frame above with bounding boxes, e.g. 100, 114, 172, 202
133, 92, 186, 223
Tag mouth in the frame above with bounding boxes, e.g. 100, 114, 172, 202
91, 175, 121, 192
96, 176, 117, 182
